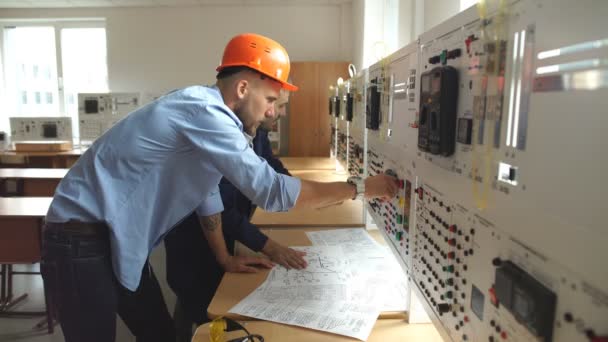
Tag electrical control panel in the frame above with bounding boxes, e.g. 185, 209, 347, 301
328, 86, 339, 160
355, 1, 608, 341
366, 42, 420, 282
78, 92, 140, 143
9, 117, 73, 142
347, 72, 367, 178
337, 82, 349, 171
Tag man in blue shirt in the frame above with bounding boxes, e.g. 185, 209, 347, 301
165, 90, 297, 340
41, 33, 398, 342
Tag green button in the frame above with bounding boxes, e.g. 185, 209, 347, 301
396, 231, 403, 240
443, 265, 454, 273
440, 50, 448, 65
396, 215, 403, 224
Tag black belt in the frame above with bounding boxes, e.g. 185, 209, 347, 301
44, 221, 109, 236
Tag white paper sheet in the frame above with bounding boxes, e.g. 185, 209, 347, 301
229, 245, 380, 340
307, 229, 409, 312
229, 285, 380, 341
229, 230, 410, 340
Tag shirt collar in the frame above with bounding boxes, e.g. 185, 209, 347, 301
207, 85, 244, 132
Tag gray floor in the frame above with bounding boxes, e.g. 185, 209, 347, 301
0, 245, 177, 342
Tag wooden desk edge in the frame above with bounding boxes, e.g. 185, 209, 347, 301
207, 309, 407, 321
253, 223, 365, 228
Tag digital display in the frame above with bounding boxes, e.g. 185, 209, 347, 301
471, 285, 485, 320
334, 96, 340, 117
421, 74, 431, 93
457, 118, 472, 144
42, 123, 58, 138
432, 74, 441, 93
513, 286, 533, 320
403, 180, 412, 232
84, 99, 99, 114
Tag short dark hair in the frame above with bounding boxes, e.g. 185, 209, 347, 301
216, 66, 268, 81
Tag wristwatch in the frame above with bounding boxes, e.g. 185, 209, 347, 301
347, 176, 365, 200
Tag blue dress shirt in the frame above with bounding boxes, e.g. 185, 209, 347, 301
221, 128, 290, 251
46, 85, 301, 291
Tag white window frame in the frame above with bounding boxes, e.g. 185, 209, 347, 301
0, 19, 107, 136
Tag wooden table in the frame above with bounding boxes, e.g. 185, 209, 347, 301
0, 197, 54, 332
251, 199, 363, 228
0, 147, 85, 168
192, 319, 443, 342
251, 169, 363, 228
0, 197, 52, 262
290, 169, 348, 182
279, 157, 336, 171
208, 229, 405, 321
0, 168, 67, 196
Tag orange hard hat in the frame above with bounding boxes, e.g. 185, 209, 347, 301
217, 33, 298, 91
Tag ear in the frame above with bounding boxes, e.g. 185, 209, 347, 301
236, 79, 249, 100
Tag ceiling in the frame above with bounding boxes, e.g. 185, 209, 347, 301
0, 0, 352, 8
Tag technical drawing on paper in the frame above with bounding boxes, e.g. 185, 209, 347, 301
266, 246, 351, 287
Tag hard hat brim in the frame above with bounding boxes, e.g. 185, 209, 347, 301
217, 64, 298, 91
281, 81, 298, 92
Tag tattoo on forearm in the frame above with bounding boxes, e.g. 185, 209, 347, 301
199, 213, 221, 232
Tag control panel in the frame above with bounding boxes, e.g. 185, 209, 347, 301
347, 72, 367, 177
78, 92, 140, 143
9, 117, 73, 142
353, 0, 608, 341
329, 86, 338, 160
337, 81, 349, 171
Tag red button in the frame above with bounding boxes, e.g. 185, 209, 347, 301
489, 287, 498, 306
500, 331, 507, 339
464, 315, 469, 323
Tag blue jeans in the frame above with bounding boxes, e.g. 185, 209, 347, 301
41, 225, 175, 342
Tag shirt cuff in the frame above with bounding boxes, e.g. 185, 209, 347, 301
270, 174, 301, 212
195, 191, 224, 216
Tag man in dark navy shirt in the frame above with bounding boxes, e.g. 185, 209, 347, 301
164, 89, 305, 340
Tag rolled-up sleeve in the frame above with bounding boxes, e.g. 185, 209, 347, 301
182, 103, 301, 212
194, 187, 224, 216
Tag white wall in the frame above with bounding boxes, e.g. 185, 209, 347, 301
397, 0, 415, 49
423, 0, 460, 31
351, 0, 365, 72
0, 4, 353, 95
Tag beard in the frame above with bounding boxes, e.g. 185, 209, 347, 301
233, 104, 258, 136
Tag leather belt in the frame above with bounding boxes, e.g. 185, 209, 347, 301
44, 221, 109, 236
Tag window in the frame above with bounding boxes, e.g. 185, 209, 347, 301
460, 0, 478, 11
363, 0, 399, 68
0, 21, 108, 140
